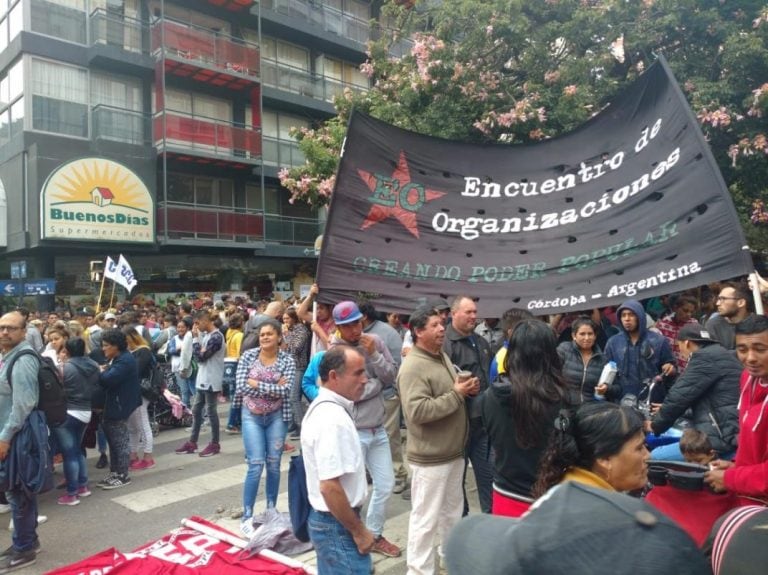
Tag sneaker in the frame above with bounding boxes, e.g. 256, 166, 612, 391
225, 426, 240, 435
100, 474, 131, 490
95, 453, 109, 469
130, 459, 155, 471
57, 494, 80, 506
77, 485, 92, 498
198, 442, 220, 458
0, 504, 10, 515
401, 486, 411, 501
0, 540, 41, 559
0, 548, 36, 572
175, 441, 198, 454
239, 518, 255, 540
393, 478, 409, 495
371, 535, 402, 558
97, 472, 117, 487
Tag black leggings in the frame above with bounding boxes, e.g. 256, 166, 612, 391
102, 419, 130, 475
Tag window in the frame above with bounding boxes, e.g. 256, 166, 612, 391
31, 59, 88, 137
167, 174, 234, 208
91, 73, 143, 144
30, 0, 87, 44
246, 183, 278, 213
0, 58, 24, 141
8, 0, 21, 41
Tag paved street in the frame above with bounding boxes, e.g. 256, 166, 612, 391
5, 406, 480, 574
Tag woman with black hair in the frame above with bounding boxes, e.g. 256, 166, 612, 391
97, 329, 141, 490
556, 317, 619, 403
51, 337, 100, 506
480, 319, 573, 517
533, 401, 649, 497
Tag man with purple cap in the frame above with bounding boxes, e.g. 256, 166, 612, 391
328, 301, 402, 558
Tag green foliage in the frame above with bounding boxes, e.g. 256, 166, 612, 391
279, 0, 768, 251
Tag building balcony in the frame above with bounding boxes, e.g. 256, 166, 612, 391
157, 202, 264, 243
151, 17, 260, 90
261, 59, 367, 103
92, 105, 152, 147
156, 202, 319, 247
262, 135, 305, 168
263, 0, 370, 46
154, 111, 261, 167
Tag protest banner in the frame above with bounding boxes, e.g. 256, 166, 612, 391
316, 57, 753, 315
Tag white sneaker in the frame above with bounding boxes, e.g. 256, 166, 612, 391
0, 504, 10, 514
8, 515, 47, 531
240, 518, 255, 540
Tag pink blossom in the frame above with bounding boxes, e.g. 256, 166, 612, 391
563, 85, 577, 96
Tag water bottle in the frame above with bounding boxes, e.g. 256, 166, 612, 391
594, 361, 617, 401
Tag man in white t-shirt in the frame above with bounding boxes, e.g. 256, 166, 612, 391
301, 346, 374, 574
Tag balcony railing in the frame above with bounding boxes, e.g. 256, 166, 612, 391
264, 213, 320, 246
261, 59, 367, 103
157, 202, 264, 242
262, 135, 305, 168
264, 0, 370, 45
151, 17, 260, 79
154, 111, 262, 160
92, 105, 151, 146
89, 8, 148, 54
156, 202, 319, 246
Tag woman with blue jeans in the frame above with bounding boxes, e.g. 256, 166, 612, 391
52, 337, 100, 506
233, 319, 295, 537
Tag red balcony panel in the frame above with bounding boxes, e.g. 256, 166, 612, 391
157, 206, 264, 239
155, 113, 261, 159
152, 20, 259, 78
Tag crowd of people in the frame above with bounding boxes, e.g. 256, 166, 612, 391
0, 273, 767, 573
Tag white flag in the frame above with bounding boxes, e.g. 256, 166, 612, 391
115, 254, 138, 293
104, 256, 119, 282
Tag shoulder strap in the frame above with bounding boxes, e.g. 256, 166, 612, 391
305, 399, 351, 422
6, 349, 40, 389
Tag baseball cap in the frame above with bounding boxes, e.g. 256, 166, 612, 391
708, 505, 768, 575
427, 298, 450, 312
677, 324, 719, 345
332, 301, 363, 325
445, 482, 709, 575
104, 312, 117, 320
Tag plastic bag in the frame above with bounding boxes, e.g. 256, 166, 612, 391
241, 508, 314, 557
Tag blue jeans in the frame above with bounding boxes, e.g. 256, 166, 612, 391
51, 415, 89, 495
227, 399, 242, 430
6, 488, 38, 552
464, 418, 493, 514
308, 508, 371, 575
241, 406, 286, 517
177, 374, 196, 409
650, 427, 685, 461
358, 425, 394, 537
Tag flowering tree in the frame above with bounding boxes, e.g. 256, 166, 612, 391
280, 0, 768, 251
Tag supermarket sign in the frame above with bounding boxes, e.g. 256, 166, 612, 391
41, 157, 154, 244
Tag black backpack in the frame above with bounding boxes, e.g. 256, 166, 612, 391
7, 349, 67, 427
139, 355, 165, 402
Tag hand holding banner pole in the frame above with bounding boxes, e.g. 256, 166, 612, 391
749, 271, 766, 315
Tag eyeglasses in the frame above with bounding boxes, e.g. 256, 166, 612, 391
0, 325, 23, 332
716, 296, 740, 302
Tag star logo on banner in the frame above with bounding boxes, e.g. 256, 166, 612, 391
357, 151, 446, 239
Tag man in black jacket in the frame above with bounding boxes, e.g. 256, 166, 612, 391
649, 324, 742, 461
443, 295, 493, 514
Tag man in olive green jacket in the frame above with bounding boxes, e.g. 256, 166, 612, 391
398, 305, 476, 575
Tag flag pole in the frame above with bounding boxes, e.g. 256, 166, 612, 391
109, 281, 117, 310
95, 273, 107, 314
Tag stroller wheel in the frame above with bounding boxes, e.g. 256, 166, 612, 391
151, 421, 160, 437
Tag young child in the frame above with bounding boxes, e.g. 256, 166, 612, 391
679, 428, 716, 466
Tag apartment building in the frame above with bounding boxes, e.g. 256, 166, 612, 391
0, 0, 375, 306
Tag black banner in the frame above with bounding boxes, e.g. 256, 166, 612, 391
317, 57, 752, 316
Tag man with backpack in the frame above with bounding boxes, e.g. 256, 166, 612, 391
0, 311, 43, 572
